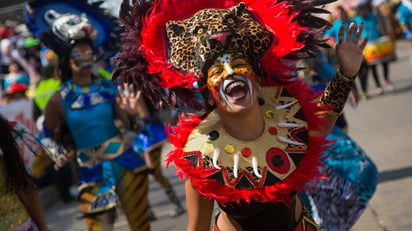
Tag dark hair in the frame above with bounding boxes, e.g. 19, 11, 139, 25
58, 38, 95, 82
40, 64, 57, 80
8, 60, 23, 72
356, 2, 371, 12
0, 116, 34, 193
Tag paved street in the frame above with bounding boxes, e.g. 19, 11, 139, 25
41, 40, 412, 231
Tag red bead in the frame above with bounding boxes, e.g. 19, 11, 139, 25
241, 147, 252, 157
268, 126, 278, 135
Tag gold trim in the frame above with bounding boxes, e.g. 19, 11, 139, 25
337, 68, 357, 81
76, 135, 130, 167
144, 139, 167, 155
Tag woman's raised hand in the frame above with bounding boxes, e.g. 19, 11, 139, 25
117, 83, 143, 116
336, 22, 368, 78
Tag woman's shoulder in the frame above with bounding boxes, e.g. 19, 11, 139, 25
94, 78, 118, 93
46, 92, 63, 109
351, 15, 362, 22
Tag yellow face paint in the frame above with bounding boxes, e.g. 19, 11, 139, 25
69, 43, 93, 72
207, 53, 256, 89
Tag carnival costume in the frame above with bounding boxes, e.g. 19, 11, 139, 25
25, 1, 150, 230
0, 118, 41, 231
115, 0, 361, 230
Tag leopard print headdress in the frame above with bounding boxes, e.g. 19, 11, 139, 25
165, 3, 273, 77
115, 0, 331, 110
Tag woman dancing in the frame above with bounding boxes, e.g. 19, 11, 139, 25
114, 0, 368, 230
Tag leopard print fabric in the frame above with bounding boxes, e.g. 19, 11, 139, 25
165, 2, 273, 77
320, 71, 356, 114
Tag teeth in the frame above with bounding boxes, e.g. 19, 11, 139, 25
222, 75, 248, 94
225, 81, 246, 94
219, 75, 253, 108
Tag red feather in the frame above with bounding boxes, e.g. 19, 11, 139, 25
140, 0, 312, 89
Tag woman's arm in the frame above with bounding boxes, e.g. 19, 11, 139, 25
16, 182, 49, 231
317, 69, 356, 133
116, 85, 149, 131
317, 22, 368, 133
43, 92, 76, 168
44, 92, 64, 133
114, 102, 131, 129
185, 179, 215, 231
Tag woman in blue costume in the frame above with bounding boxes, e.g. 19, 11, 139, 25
25, 1, 151, 230
299, 53, 378, 230
352, 2, 395, 95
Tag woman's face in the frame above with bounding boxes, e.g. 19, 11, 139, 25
69, 42, 93, 73
8, 63, 19, 73
207, 53, 259, 113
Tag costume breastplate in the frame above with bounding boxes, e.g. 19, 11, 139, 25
170, 85, 326, 204
184, 86, 308, 189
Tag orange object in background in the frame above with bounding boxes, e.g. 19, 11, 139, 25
364, 36, 396, 65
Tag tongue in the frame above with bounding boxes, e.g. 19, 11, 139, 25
228, 86, 246, 98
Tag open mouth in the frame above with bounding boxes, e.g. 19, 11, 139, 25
78, 62, 92, 70
221, 75, 252, 101
225, 80, 247, 100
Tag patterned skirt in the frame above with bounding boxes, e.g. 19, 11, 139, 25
300, 126, 378, 230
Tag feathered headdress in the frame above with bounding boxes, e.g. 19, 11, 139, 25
24, 0, 121, 61
114, 0, 332, 110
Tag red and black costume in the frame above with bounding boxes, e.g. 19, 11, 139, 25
115, 0, 357, 230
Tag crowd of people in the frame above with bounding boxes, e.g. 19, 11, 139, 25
0, 0, 410, 230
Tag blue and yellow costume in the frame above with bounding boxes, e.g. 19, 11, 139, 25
132, 108, 185, 218
59, 79, 149, 229
133, 118, 167, 156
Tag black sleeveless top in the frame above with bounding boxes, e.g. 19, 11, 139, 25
218, 198, 299, 231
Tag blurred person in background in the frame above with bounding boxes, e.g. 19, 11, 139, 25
0, 62, 37, 135
0, 23, 15, 75
353, 2, 396, 96
0, 115, 49, 231
397, 0, 412, 62
373, 0, 402, 42
33, 64, 60, 119
0, 64, 38, 181
126, 90, 186, 219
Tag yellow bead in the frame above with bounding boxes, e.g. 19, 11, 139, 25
224, 144, 235, 154
82, 87, 89, 93
265, 111, 274, 119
